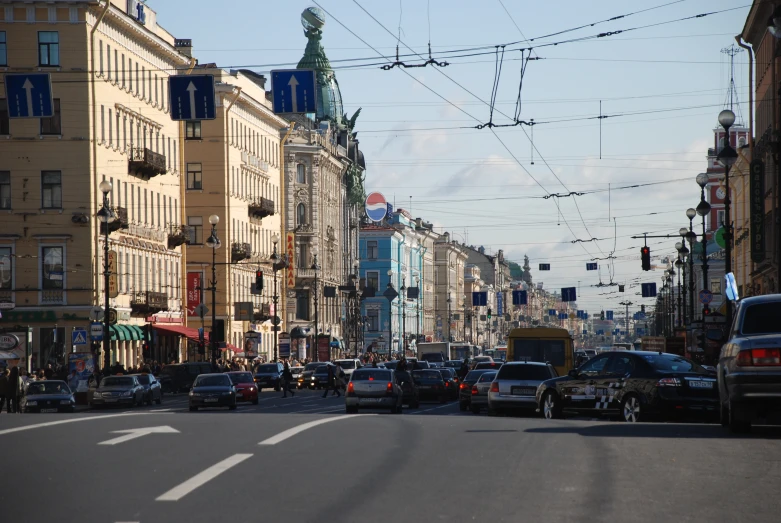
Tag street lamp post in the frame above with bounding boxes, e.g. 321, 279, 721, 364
352, 260, 360, 358
696, 173, 711, 324
686, 208, 697, 326
674, 246, 684, 327
271, 234, 281, 362
386, 270, 396, 357
312, 251, 320, 362
677, 230, 690, 324
400, 275, 407, 354
96, 180, 115, 372
414, 275, 421, 345
447, 294, 452, 343
717, 109, 737, 329
205, 215, 221, 366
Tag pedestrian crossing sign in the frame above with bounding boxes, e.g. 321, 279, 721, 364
72, 328, 88, 345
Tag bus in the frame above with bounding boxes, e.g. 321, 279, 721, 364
611, 342, 633, 351
506, 327, 574, 376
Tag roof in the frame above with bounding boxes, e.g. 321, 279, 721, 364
736, 295, 781, 305
500, 361, 548, 366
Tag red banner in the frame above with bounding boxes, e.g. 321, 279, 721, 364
187, 272, 202, 317
318, 336, 330, 362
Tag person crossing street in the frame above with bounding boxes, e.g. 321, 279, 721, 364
281, 362, 295, 398
321, 363, 341, 398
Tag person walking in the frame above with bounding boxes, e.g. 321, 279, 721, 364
0, 368, 9, 413
281, 362, 295, 398
7, 367, 22, 414
331, 362, 345, 397
321, 364, 341, 398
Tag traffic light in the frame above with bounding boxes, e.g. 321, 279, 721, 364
641, 246, 651, 271
600, 311, 605, 321
487, 308, 492, 319
255, 271, 264, 292
703, 305, 711, 316
142, 342, 151, 360
641, 304, 646, 313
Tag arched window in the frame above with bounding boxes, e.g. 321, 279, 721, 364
296, 164, 306, 184
297, 203, 307, 226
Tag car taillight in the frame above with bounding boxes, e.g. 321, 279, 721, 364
347, 382, 355, 395
445, 382, 450, 387
459, 383, 466, 390
471, 386, 478, 395
386, 382, 393, 394
490, 382, 499, 393
737, 348, 781, 366
656, 377, 681, 387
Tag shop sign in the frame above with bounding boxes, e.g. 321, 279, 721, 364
0, 333, 20, 350
750, 159, 766, 262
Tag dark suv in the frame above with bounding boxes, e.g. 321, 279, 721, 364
253, 362, 284, 392
159, 362, 214, 393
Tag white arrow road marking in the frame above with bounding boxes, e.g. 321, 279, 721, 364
258, 414, 374, 446
186, 82, 197, 118
288, 75, 299, 112
156, 453, 252, 501
0, 413, 146, 436
98, 425, 179, 446
22, 78, 34, 116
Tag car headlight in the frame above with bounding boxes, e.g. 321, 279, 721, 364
222, 391, 232, 395
248, 387, 255, 391
26, 400, 38, 406
93, 391, 103, 399
190, 391, 199, 397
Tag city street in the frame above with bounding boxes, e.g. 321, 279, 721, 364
1, 389, 779, 523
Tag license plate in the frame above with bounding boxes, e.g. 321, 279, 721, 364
689, 381, 714, 389
359, 398, 381, 404
205, 398, 218, 403
105, 398, 117, 403
419, 385, 431, 389
236, 393, 243, 397
512, 388, 536, 396
40, 409, 57, 413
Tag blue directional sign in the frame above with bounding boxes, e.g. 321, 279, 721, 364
169, 75, 216, 121
472, 291, 487, 307
561, 287, 577, 302
586, 262, 598, 271
606, 310, 614, 321
4, 73, 54, 118
539, 263, 551, 271
72, 328, 88, 346
271, 69, 317, 114
512, 290, 527, 305
577, 310, 584, 319
497, 292, 503, 315
548, 309, 556, 316
641, 282, 657, 298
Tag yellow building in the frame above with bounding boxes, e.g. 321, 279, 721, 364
732, 146, 754, 296
0, 0, 191, 370
183, 66, 286, 362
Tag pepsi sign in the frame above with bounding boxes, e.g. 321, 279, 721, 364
365, 192, 388, 222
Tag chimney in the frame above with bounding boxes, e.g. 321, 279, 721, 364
175, 39, 193, 58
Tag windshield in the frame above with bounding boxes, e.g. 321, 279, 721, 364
256, 364, 279, 374
195, 375, 231, 387
421, 353, 445, 362
27, 381, 70, 395
291, 367, 304, 373
640, 354, 705, 373
229, 372, 254, 384
412, 370, 443, 380
314, 365, 329, 374
438, 369, 454, 378
477, 372, 497, 383
304, 363, 321, 371
134, 375, 152, 385
352, 370, 391, 381
741, 302, 781, 335
496, 364, 551, 381
465, 370, 494, 381
336, 360, 356, 369
512, 339, 566, 367
101, 377, 134, 388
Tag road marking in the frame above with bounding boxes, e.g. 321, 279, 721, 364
150, 408, 173, 412
156, 453, 253, 501
98, 425, 179, 446
409, 403, 457, 414
0, 413, 146, 436
258, 415, 373, 446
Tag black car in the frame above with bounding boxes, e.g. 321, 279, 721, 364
458, 369, 499, 411
298, 362, 324, 389
132, 373, 162, 405
394, 370, 420, 408
253, 362, 284, 391
159, 362, 214, 393
24, 380, 75, 413
474, 362, 503, 371
437, 368, 459, 400
412, 370, 448, 403
312, 364, 333, 389
536, 351, 718, 422
189, 373, 237, 411
91, 376, 145, 408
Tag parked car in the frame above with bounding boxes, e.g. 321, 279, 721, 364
132, 373, 162, 406
488, 362, 557, 415
253, 362, 284, 392
227, 371, 258, 405
412, 369, 448, 403
189, 373, 237, 411
91, 376, 145, 408
394, 370, 420, 408
158, 362, 213, 393
437, 368, 459, 400
24, 380, 75, 413
459, 369, 499, 411
537, 351, 718, 422
345, 368, 403, 414
470, 371, 498, 414
718, 295, 781, 433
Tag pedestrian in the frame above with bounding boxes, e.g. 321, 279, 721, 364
281, 362, 295, 398
332, 362, 345, 396
0, 368, 9, 413
43, 364, 54, 380
321, 364, 341, 398
8, 367, 22, 414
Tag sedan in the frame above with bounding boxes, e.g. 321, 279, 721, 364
412, 370, 448, 403
437, 368, 459, 400
394, 370, 420, 408
24, 380, 75, 413
312, 364, 333, 389
298, 362, 323, 389
345, 368, 403, 414
228, 371, 259, 405
470, 371, 498, 414
459, 369, 499, 411
253, 363, 284, 392
290, 366, 304, 382
189, 373, 237, 411
488, 362, 557, 415
91, 376, 145, 408
132, 373, 162, 406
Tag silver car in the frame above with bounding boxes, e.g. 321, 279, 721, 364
469, 371, 497, 414
345, 368, 403, 414
488, 362, 558, 415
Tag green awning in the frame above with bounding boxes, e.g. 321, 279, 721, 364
125, 325, 145, 341
109, 325, 124, 341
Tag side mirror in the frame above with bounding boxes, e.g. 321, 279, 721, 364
568, 369, 579, 379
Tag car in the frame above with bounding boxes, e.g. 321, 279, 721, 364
474, 356, 494, 364
410, 360, 430, 370
298, 362, 323, 389
334, 359, 363, 380
189, 373, 237, 411
91, 376, 145, 408
132, 373, 162, 406
312, 363, 333, 389
718, 295, 781, 433
384, 358, 418, 371
253, 362, 284, 392
24, 380, 75, 413
444, 360, 466, 369
394, 370, 420, 408
470, 371, 498, 414
474, 361, 503, 371
290, 366, 304, 382
584, 349, 597, 359
536, 351, 718, 422
488, 362, 558, 415
227, 371, 258, 405
412, 369, 448, 403
437, 368, 459, 400
459, 369, 499, 411
158, 362, 214, 393
345, 368, 403, 414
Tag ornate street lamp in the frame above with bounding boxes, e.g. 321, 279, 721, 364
96, 180, 115, 372
716, 109, 737, 329
400, 274, 407, 354
270, 233, 282, 361
685, 208, 697, 327
205, 214, 221, 365
696, 174, 711, 325
311, 250, 320, 362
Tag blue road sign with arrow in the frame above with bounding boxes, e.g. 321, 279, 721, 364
4, 73, 54, 118
271, 69, 317, 114
169, 75, 216, 121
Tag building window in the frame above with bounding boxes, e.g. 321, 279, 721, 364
296, 290, 310, 320
710, 278, 722, 295
98, 40, 103, 75
106, 44, 111, 80
716, 210, 725, 229
186, 121, 201, 139
297, 243, 308, 269
366, 271, 379, 292
0, 99, 8, 135
187, 216, 203, 244
367, 240, 378, 259
187, 163, 202, 190
40, 99, 61, 135
367, 309, 379, 332
296, 164, 306, 184
0, 32, 6, 67
41, 171, 62, 209
0, 246, 11, 290
296, 203, 306, 227
0, 171, 9, 209
41, 246, 63, 289
38, 32, 59, 66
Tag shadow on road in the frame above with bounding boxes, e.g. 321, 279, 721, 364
524, 422, 781, 440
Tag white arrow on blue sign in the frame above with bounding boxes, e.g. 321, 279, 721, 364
4, 73, 54, 118
271, 69, 317, 114
168, 75, 216, 121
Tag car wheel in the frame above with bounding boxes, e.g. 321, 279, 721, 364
542, 391, 562, 420
439, 395, 447, 404
274, 385, 280, 392
156, 395, 162, 405
728, 400, 751, 433
488, 407, 499, 416
252, 397, 259, 405
470, 405, 480, 414
720, 400, 729, 428
189, 406, 198, 412
229, 404, 237, 411
620, 394, 642, 422
411, 400, 420, 409
346, 406, 358, 414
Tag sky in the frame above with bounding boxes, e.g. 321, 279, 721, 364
151, 0, 752, 315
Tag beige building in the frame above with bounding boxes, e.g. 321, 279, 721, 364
433, 233, 467, 343
183, 66, 285, 361
0, 0, 192, 370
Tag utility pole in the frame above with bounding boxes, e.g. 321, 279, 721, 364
619, 301, 633, 341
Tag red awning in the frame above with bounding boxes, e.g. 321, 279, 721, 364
152, 324, 208, 342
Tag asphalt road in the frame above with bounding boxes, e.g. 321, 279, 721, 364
2, 388, 780, 523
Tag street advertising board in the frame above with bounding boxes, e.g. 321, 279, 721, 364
279, 340, 291, 359
292, 337, 306, 360
68, 352, 95, 392
186, 272, 202, 317
318, 336, 330, 362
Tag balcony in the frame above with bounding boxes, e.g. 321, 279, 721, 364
41, 289, 64, 304
131, 291, 169, 315
296, 268, 316, 279
128, 147, 167, 178
99, 206, 129, 235
249, 197, 275, 219
231, 242, 252, 263
167, 225, 194, 249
